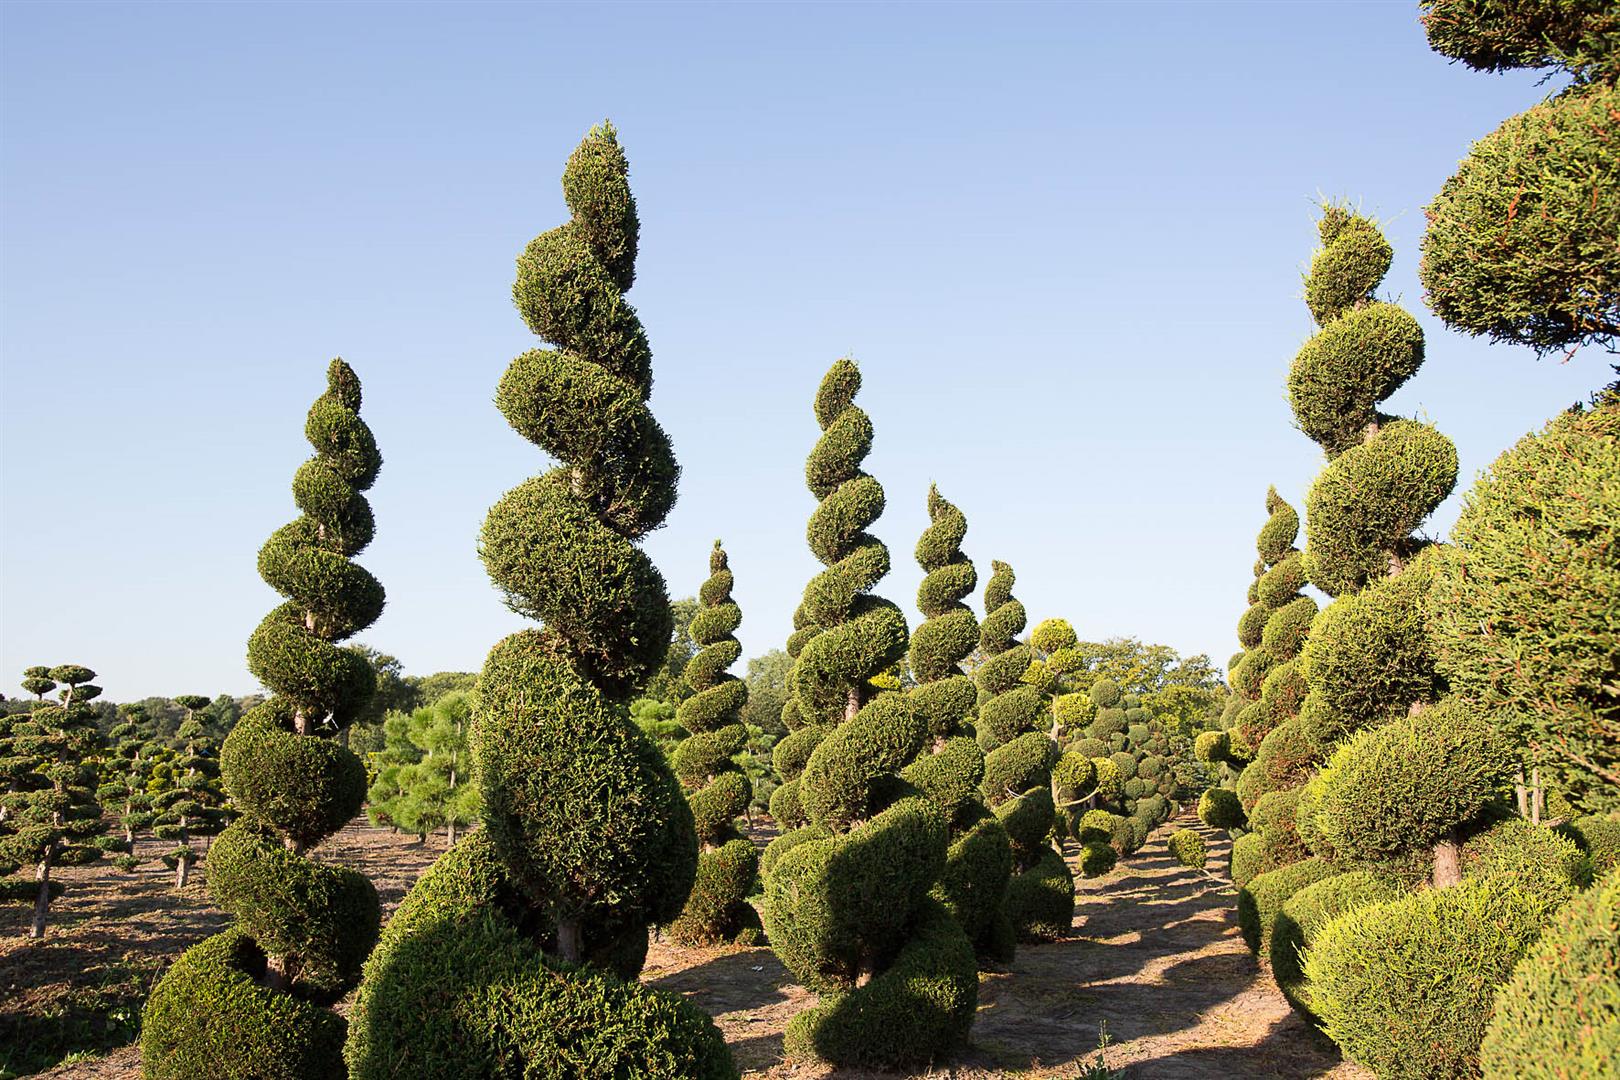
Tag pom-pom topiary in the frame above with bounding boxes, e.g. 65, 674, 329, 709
1269, 870, 1398, 1015
145, 358, 386, 1079
343, 124, 731, 1078
1198, 787, 1245, 831
1167, 828, 1205, 870
1236, 858, 1339, 955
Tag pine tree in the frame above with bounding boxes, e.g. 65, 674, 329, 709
151, 695, 230, 888
0, 665, 109, 938
760, 359, 976, 1067
96, 703, 157, 869
142, 359, 385, 1079
666, 542, 763, 945
345, 123, 733, 1079
362, 707, 419, 833
901, 486, 1015, 963
387, 692, 478, 847
1419, 0, 1619, 356
976, 561, 1075, 942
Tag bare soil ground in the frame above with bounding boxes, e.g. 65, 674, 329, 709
8, 817, 1365, 1079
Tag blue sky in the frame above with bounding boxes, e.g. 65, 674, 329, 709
0, 2, 1604, 702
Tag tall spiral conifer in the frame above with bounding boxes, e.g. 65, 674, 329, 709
761, 360, 976, 1067
668, 541, 763, 945
976, 561, 1074, 942
900, 486, 1015, 963
143, 359, 385, 1079
344, 123, 733, 1079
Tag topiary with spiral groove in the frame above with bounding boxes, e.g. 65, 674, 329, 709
761, 359, 976, 1068
344, 123, 734, 1080
667, 541, 764, 946
142, 358, 385, 1080
900, 485, 1015, 965
976, 559, 1074, 943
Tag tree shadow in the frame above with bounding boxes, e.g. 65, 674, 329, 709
648, 943, 798, 1017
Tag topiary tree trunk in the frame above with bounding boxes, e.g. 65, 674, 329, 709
666, 542, 763, 945
976, 561, 1075, 943
0, 665, 109, 938
141, 359, 385, 1079
760, 359, 976, 1068
343, 123, 735, 1080
900, 485, 1015, 964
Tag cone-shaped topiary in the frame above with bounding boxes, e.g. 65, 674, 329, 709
344, 124, 733, 1080
761, 360, 976, 1068
900, 485, 1015, 965
977, 561, 1074, 942
1419, 1, 1620, 355
667, 541, 763, 946
0, 666, 108, 937
143, 359, 385, 1079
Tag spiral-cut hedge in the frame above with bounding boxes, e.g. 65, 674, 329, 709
666, 542, 762, 946
977, 560, 1073, 941
1419, 1, 1620, 355
344, 123, 732, 1079
901, 486, 1014, 964
143, 359, 384, 1079
761, 360, 975, 1068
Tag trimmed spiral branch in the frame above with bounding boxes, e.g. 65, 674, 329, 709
976, 560, 1073, 943
143, 359, 384, 1079
668, 541, 763, 946
345, 124, 731, 1080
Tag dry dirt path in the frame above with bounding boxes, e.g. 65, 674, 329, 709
648, 817, 1367, 1079
17, 817, 1365, 1079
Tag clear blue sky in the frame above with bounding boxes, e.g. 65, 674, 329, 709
0, 2, 1604, 702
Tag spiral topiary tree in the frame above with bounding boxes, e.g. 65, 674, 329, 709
900, 485, 1015, 963
977, 560, 1074, 942
0, 665, 108, 938
141, 359, 384, 1078
344, 123, 733, 1079
667, 541, 763, 946
761, 359, 976, 1067
1419, 0, 1619, 355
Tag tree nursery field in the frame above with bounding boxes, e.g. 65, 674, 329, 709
1, 2, 1616, 1079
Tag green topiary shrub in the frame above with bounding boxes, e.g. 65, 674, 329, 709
1236, 858, 1338, 955
1229, 831, 1271, 889
760, 362, 974, 1067
1420, 0, 1620, 78
1198, 787, 1245, 830
903, 486, 1012, 964
146, 358, 385, 1079
1568, 815, 1620, 876
1270, 870, 1398, 1015
1429, 392, 1619, 815
343, 125, 731, 1078
1167, 828, 1205, 870
0, 666, 109, 938
151, 697, 230, 889
667, 543, 762, 946
977, 560, 1072, 944
1305, 877, 1565, 1080
1459, 816, 1585, 905
1480, 866, 1620, 1080
1078, 841, 1117, 877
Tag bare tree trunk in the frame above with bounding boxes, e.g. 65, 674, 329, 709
1431, 831, 1462, 889
175, 854, 191, 889
845, 688, 862, 723
30, 857, 52, 939
1531, 767, 1543, 825
556, 917, 583, 963
446, 819, 456, 847
1514, 767, 1529, 818
264, 954, 294, 992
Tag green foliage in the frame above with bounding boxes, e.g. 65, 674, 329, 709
1568, 815, 1620, 876
375, 693, 479, 843
1229, 831, 1270, 889
1305, 877, 1564, 1080
1198, 787, 1245, 830
1421, 80, 1620, 354
1236, 859, 1338, 955
344, 833, 736, 1080
1429, 393, 1619, 814
1078, 841, 1117, 878
1303, 698, 1514, 880
347, 124, 726, 1075
1480, 866, 1620, 1080
1167, 828, 1205, 869
1421, 0, 1620, 78
1289, 303, 1426, 455
1270, 870, 1399, 1016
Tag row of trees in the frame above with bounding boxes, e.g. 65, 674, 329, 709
1193, 5, 1618, 1077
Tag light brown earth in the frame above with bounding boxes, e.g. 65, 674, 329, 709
10, 817, 1366, 1079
